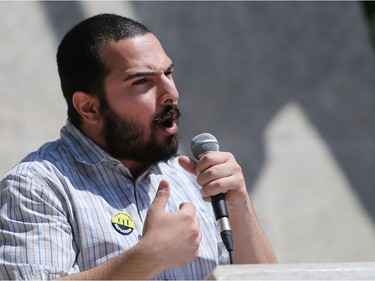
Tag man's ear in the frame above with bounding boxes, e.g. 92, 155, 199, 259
72, 91, 101, 125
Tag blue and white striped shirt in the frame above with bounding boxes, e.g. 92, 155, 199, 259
0, 122, 228, 280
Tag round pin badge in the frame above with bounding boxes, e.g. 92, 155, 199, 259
111, 212, 135, 235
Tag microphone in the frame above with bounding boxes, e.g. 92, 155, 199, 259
190, 133, 234, 255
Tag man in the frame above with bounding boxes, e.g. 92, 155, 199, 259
0, 14, 275, 280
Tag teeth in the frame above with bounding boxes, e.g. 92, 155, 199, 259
156, 111, 176, 124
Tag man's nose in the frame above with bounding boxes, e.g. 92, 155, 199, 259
158, 75, 179, 105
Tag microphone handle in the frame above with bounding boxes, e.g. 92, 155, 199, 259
211, 193, 229, 219
211, 193, 233, 253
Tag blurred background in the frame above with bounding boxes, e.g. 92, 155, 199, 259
1, 1, 375, 264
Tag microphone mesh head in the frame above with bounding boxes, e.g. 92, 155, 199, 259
190, 133, 219, 160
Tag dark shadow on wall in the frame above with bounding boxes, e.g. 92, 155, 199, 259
362, 1, 375, 48
40, 1, 86, 46
130, 1, 375, 221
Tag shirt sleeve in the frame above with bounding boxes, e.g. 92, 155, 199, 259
0, 164, 79, 280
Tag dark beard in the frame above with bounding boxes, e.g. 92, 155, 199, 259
99, 98, 180, 166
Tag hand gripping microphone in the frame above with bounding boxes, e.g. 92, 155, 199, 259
191, 133, 234, 256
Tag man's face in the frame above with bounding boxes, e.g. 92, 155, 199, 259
98, 33, 181, 165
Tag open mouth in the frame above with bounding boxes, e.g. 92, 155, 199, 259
156, 112, 176, 128
154, 105, 181, 128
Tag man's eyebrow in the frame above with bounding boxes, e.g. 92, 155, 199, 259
124, 63, 174, 81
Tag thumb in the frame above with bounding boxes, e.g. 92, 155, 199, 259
151, 179, 170, 211
178, 155, 197, 175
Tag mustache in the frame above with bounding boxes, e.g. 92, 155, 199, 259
153, 104, 181, 124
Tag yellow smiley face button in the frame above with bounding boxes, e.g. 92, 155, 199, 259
111, 212, 135, 235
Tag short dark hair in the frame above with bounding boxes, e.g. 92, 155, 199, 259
56, 14, 151, 128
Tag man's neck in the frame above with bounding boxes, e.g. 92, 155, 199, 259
121, 159, 150, 179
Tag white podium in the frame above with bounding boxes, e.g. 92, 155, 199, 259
207, 262, 375, 280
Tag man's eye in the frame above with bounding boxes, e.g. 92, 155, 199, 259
164, 70, 173, 77
133, 78, 147, 85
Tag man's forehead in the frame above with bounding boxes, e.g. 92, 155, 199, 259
100, 34, 172, 72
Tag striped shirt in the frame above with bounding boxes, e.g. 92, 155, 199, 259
0, 122, 228, 280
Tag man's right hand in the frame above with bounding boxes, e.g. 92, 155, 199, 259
58, 180, 201, 280
141, 179, 202, 271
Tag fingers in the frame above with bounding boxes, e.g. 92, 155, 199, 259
179, 153, 238, 184
196, 161, 232, 186
195, 152, 239, 185
195, 151, 233, 174
193, 152, 246, 199
199, 176, 239, 198
179, 202, 197, 215
179, 202, 202, 256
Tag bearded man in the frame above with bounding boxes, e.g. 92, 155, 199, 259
0, 14, 275, 280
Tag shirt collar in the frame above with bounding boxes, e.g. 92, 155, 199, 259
60, 121, 120, 166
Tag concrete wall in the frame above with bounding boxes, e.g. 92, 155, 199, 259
208, 262, 375, 280
1, 1, 375, 264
